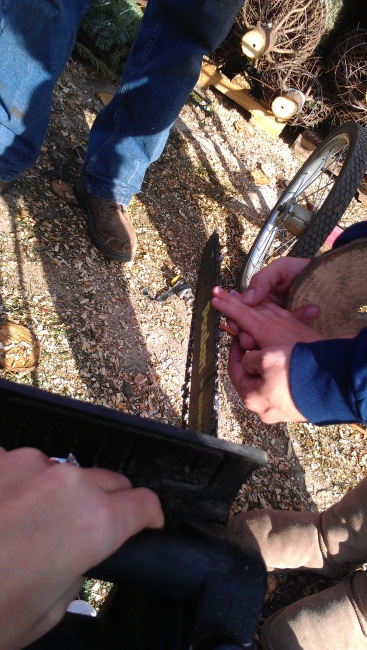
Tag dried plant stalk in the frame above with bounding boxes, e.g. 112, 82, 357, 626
239, 0, 330, 67
260, 59, 332, 126
329, 29, 367, 126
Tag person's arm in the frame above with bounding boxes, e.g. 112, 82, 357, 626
212, 287, 367, 426
290, 327, 367, 425
0, 447, 164, 650
288, 221, 367, 424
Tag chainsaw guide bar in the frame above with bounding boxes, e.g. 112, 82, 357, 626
182, 232, 221, 436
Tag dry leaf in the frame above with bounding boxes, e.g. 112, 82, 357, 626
51, 180, 79, 206
98, 92, 113, 106
250, 170, 270, 185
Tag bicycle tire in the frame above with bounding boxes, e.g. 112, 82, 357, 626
237, 121, 367, 291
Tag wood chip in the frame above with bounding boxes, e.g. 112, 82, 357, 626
0, 323, 40, 372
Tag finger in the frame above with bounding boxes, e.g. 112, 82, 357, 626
228, 340, 247, 389
237, 330, 257, 351
254, 299, 299, 319
110, 487, 164, 546
241, 257, 311, 305
228, 336, 246, 373
0, 448, 52, 501
242, 350, 263, 377
212, 288, 269, 335
226, 317, 239, 334
5, 447, 50, 470
77, 488, 164, 572
291, 303, 319, 323
228, 339, 258, 387
79, 467, 132, 492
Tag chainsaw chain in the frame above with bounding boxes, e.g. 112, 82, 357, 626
181, 232, 222, 436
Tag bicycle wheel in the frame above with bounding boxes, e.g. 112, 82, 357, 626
237, 121, 367, 291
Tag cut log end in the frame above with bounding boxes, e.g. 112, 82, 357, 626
286, 239, 367, 337
241, 29, 267, 59
271, 95, 299, 121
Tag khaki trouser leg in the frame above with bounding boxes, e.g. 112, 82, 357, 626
230, 476, 367, 577
261, 570, 367, 650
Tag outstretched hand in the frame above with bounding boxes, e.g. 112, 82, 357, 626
226, 257, 319, 336
212, 286, 326, 423
0, 448, 164, 650
212, 285, 322, 352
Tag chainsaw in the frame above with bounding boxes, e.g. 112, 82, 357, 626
0, 232, 267, 649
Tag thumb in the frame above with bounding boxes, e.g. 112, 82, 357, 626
291, 303, 319, 324
242, 350, 263, 377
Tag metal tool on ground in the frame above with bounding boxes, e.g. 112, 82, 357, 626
142, 275, 194, 304
182, 232, 222, 436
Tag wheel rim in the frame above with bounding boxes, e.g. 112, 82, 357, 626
244, 132, 351, 284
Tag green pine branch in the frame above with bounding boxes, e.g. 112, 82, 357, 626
73, 41, 117, 80
76, 0, 143, 77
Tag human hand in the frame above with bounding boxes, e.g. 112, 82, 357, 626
212, 286, 323, 352
0, 447, 164, 650
212, 286, 326, 423
227, 257, 318, 335
241, 257, 312, 306
227, 336, 306, 423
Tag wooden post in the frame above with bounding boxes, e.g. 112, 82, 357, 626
198, 63, 286, 139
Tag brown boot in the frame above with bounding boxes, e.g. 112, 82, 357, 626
261, 570, 367, 650
230, 476, 367, 578
74, 177, 136, 263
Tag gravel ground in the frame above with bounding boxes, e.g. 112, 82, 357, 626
1, 56, 367, 644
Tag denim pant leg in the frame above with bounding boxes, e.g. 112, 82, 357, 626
83, 0, 244, 205
0, 0, 93, 181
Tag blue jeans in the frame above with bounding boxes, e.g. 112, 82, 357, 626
0, 0, 244, 205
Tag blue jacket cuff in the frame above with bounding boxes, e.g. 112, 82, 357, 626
290, 330, 367, 425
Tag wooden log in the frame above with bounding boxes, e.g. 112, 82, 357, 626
272, 95, 299, 121
198, 63, 286, 139
287, 239, 367, 337
271, 90, 305, 121
241, 28, 267, 59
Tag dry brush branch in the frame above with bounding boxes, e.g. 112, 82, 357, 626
239, 0, 330, 67
260, 59, 333, 127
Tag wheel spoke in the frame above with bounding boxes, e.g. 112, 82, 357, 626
284, 144, 349, 214
240, 123, 367, 291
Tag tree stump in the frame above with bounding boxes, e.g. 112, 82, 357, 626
287, 239, 367, 337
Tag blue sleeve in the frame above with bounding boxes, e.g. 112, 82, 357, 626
289, 221, 367, 425
332, 221, 367, 248
290, 328, 367, 425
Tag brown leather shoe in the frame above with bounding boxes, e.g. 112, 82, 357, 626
74, 177, 136, 263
